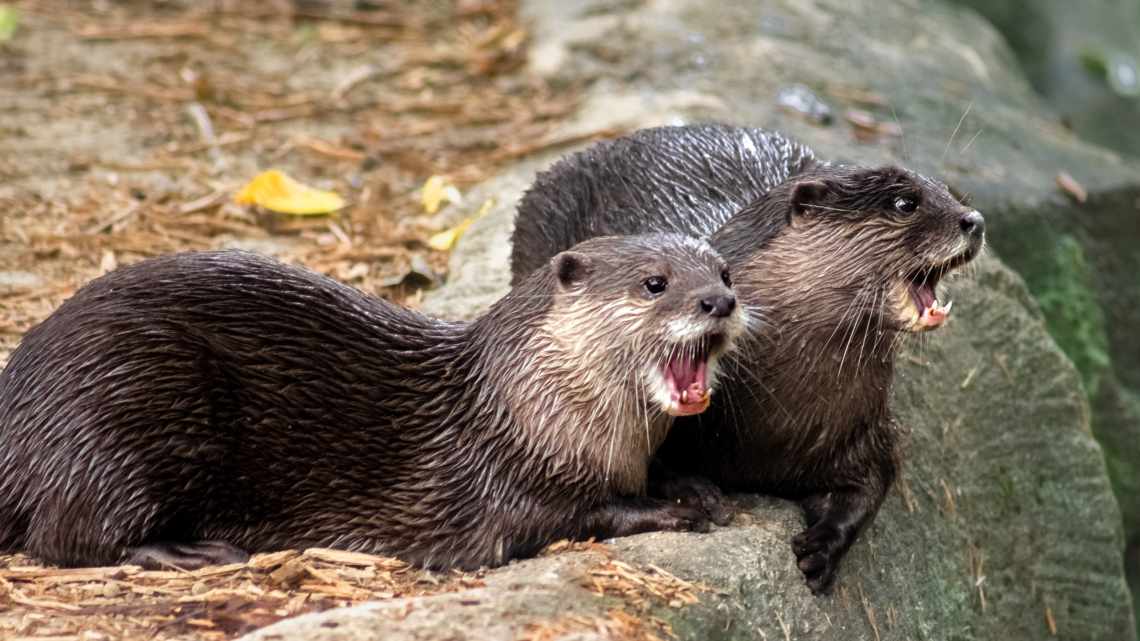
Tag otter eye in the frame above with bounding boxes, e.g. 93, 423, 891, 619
894, 197, 918, 214
644, 276, 668, 295
721, 269, 732, 288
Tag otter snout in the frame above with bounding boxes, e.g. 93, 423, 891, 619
700, 294, 737, 318
959, 210, 985, 239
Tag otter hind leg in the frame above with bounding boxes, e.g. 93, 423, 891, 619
125, 541, 250, 570
579, 496, 712, 540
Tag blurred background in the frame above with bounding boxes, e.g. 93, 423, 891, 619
1, 1, 1138, 639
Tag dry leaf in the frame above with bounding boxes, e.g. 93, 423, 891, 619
234, 170, 346, 215
427, 198, 494, 251
421, 175, 463, 214
1055, 171, 1087, 203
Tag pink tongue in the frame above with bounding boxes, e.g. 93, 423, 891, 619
669, 357, 708, 406
911, 283, 951, 328
913, 283, 935, 310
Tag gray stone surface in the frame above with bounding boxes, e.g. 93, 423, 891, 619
246, 1, 1138, 639
241, 554, 615, 641
427, 1, 1140, 629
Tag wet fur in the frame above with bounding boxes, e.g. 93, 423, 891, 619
0, 235, 738, 569
509, 125, 982, 593
511, 123, 816, 282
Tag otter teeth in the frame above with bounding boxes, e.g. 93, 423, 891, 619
919, 298, 954, 327
680, 385, 710, 405
930, 298, 953, 314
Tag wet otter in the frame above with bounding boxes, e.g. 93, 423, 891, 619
510, 124, 985, 593
0, 234, 745, 570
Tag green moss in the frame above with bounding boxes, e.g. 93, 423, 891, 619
1030, 235, 1111, 396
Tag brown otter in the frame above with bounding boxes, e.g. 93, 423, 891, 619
509, 124, 985, 594
0, 233, 745, 570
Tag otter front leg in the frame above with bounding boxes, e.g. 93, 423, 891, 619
791, 485, 886, 595
579, 496, 712, 540
648, 459, 734, 526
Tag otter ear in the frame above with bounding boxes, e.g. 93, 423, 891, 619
790, 180, 830, 219
550, 251, 593, 289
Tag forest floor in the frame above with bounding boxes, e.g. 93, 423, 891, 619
0, 0, 596, 363
0, 1, 608, 639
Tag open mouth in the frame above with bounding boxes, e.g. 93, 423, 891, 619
660, 334, 725, 416
905, 250, 974, 330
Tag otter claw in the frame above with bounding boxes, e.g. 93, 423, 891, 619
791, 524, 844, 595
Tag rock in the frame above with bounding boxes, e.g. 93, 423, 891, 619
425, 2, 1140, 599
240, 553, 615, 641
426, 0, 1140, 634
417, 156, 550, 321
247, 255, 1129, 640
429, 0, 1140, 632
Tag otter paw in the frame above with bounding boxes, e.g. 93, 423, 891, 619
790, 524, 843, 595
654, 503, 713, 534
126, 541, 250, 570
656, 476, 734, 526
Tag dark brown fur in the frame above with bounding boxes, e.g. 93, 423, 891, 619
0, 234, 741, 570
509, 125, 985, 593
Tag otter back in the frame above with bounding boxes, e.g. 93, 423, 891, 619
510, 124, 815, 283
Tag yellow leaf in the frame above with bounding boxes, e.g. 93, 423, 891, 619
420, 175, 462, 214
427, 198, 494, 251
0, 6, 20, 42
233, 169, 345, 215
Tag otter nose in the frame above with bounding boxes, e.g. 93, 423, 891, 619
959, 210, 985, 237
700, 294, 736, 318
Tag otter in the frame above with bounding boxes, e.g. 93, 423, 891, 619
0, 234, 745, 570
509, 124, 985, 594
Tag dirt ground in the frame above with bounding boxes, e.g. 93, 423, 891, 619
0, 1, 599, 638
0, 0, 590, 363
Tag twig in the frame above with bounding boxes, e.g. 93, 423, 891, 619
84, 204, 143, 235
490, 127, 623, 162
8, 589, 82, 611
69, 75, 194, 103
332, 64, 386, 101
859, 584, 881, 641
171, 131, 253, 156
290, 9, 408, 29
295, 136, 367, 162
185, 102, 222, 165
74, 22, 210, 41
177, 191, 229, 216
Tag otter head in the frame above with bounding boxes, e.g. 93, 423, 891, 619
785, 165, 985, 333
546, 233, 746, 417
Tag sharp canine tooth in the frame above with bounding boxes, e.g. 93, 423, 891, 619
944, 300, 954, 313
